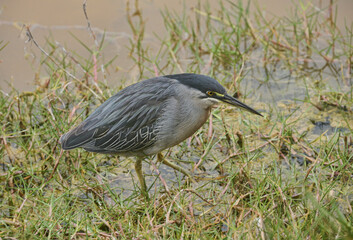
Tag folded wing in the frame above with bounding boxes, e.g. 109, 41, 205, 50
60, 77, 174, 154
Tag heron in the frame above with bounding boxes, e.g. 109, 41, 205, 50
60, 73, 262, 195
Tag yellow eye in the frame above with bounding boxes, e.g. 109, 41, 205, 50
207, 91, 214, 96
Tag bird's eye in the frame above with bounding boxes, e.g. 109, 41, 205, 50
207, 91, 214, 96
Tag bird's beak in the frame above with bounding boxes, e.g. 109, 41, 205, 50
221, 94, 263, 117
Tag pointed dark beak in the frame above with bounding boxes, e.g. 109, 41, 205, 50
221, 94, 263, 117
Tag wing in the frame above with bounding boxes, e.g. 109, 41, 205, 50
60, 77, 175, 154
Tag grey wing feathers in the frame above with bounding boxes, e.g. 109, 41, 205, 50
60, 77, 175, 154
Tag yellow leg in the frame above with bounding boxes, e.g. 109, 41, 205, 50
135, 158, 148, 198
157, 153, 196, 183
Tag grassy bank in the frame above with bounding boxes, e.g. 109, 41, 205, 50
1, 0, 353, 239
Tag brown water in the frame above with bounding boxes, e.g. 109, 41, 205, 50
0, 0, 352, 92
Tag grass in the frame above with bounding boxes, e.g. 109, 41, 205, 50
1, 0, 353, 239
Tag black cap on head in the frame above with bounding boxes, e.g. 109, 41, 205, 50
166, 73, 226, 94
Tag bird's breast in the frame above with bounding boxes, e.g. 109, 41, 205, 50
150, 97, 211, 153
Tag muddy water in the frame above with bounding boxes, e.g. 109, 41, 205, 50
0, 0, 352, 92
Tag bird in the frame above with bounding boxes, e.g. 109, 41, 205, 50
60, 73, 262, 196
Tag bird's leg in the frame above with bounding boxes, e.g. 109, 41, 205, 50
157, 153, 196, 183
135, 158, 148, 198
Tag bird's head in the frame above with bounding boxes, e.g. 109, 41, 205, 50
170, 73, 263, 116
